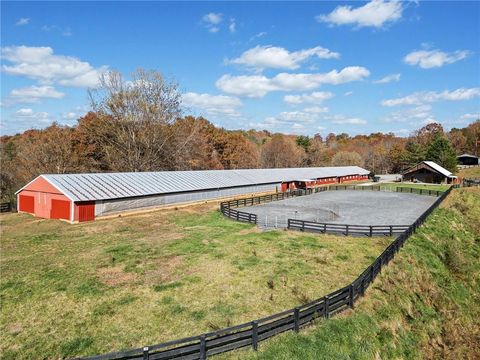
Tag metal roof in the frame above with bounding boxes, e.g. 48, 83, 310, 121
423, 161, 453, 177
457, 153, 478, 159
17, 166, 370, 202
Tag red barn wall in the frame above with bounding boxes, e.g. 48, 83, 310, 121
17, 177, 72, 221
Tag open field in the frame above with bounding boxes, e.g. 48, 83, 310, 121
246, 190, 436, 228
379, 182, 451, 191
221, 187, 480, 360
458, 166, 480, 178
0, 203, 393, 359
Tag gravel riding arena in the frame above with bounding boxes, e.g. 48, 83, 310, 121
244, 190, 438, 229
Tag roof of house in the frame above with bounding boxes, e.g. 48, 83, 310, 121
457, 153, 478, 159
403, 161, 453, 178
16, 166, 370, 202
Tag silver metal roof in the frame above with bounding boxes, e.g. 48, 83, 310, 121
18, 166, 370, 202
423, 161, 453, 177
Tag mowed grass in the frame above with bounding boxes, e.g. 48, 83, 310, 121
379, 182, 450, 192
0, 204, 393, 359
220, 187, 480, 360
457, 166, 480, 178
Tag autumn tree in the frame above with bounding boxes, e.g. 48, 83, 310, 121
88, 69, 183, 171
261, 135, 305, 168
331, 151, 364, 167
415, 122, 444, 147
425, 134, 458, 173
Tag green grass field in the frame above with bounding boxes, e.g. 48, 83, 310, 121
378, 182, 450, 192
221, 187, 480, 360
0, 204, 393, 359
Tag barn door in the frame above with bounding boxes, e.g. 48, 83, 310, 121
50, 199, 71, 220
19, 195, 35, 213
78, 202, 95, 222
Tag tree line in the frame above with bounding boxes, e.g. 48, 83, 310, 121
1, 69, 479, 202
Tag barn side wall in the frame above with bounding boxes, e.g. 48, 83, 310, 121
94, 183, 280, 217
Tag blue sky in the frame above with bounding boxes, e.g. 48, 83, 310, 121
1, 1, 479, 136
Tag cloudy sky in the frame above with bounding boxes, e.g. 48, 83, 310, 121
1, 1, 479, 136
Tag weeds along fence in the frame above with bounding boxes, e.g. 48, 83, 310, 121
77, 187, 453, 360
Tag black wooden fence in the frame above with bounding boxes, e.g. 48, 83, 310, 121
0, 202, 11, 213
463, 178, 480, 187
287, 220, 410, 237
76, 187, 452, 360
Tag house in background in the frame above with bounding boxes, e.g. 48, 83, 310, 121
402, 161, 457, 184
457, 153, 479, 166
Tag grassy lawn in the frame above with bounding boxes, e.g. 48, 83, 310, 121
457, 166, 480, 178
221, 187, 480, 360
0, 204, 393, 359
378, 182, 450, 192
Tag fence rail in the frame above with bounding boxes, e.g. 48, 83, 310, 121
287, 219, 409, 237
0, 202, 11, 213
463, 178, 480, 187
77, 186, 453, 360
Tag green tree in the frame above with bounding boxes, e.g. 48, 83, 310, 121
404, 140, 425, 167
296, 135, 311, 152
425, 135, 458, 173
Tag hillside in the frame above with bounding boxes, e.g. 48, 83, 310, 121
223, 187, 480, 360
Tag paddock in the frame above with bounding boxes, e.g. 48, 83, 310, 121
244, 190, 437, 229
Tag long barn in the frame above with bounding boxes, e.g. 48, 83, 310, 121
16, 166, 370, 223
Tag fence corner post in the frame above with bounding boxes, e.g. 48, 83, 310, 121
252, 321, 258, 351
294, 307, 300, 332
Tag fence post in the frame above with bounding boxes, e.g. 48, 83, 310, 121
349, 284, 354, 309
301, 221, 305, 232
200, 335, 206, 360
369, 226, 373, 237
389, 225, 393, 237
252, 321, 258, 351
346, 224, 349, 236
294, 307, 300, 332
324, 296, 330, 318
143, 347, 149, 360
324, 223, 327, 233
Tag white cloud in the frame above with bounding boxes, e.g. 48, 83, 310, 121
216, 66, 370, 97
382, 87, 480, 106
8, 85, 65, 103
303, 106, 329, 114
404, 49, 471, 69
202, 12, 223, 32
1, 45, 107, 87
229, 18, 236, 33
373, 73, 401, 84
203, 13, 223, 25
330, 116, 367, 125
344, 91, 353, 96
228, 45, 340, 71
383, 105, 433, 123
41, 25, 72, 37
16, 18, 30, 26
182, 92, 242, 117
14, 108, 51, 122
316, 0, 403, 28
284, 91, 335, 105
460, 113, 479, 120
249, 32, 267, 42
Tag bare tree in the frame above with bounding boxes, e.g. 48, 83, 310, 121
88, 69, 183, 171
